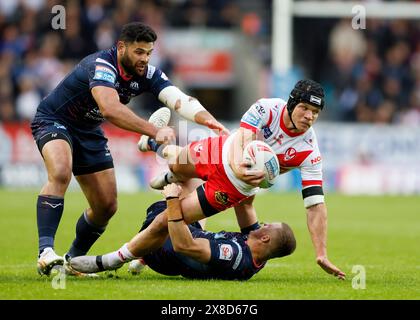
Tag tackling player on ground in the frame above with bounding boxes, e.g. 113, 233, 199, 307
68, 107, 275, 274
71, 181, 296, 280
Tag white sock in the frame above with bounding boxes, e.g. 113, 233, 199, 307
102, 243, 137, 269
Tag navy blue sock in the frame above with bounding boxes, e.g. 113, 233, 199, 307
148, 138, 160, 152
67, 211, 106, 258
37, 195, 64, 255
148, 139, 166, 158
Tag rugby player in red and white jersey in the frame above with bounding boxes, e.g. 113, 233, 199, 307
233, 79, 345, 279
153, 79, 345, 279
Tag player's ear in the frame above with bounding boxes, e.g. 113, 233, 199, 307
261, 234, 270, 243
117, 40, 127, 53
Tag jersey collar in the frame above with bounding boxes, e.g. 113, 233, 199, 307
280, 105, 305, 137
117, 61, 133, 81
245, 240, 266, 270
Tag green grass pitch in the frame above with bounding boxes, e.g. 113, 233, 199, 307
0, 189, 419, 300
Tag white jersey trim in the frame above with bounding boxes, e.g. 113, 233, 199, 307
303, 195, 325, 208
147, 65, 156, 79
95, 58, 117, 74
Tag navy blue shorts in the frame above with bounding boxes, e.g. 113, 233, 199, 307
31, 117, 114, 176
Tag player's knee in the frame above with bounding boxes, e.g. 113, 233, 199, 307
101, 198, 118, 218
49, 166, 72, 186
168, 163, 185, 180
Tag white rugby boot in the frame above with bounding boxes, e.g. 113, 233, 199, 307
138, 107, 171, 152
37, 247, 64, 276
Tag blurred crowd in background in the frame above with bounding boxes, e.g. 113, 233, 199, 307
0, 0, 419, 125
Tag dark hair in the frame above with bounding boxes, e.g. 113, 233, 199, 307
287, 79, 325, 115
269, 222, 296, 259
119, 22, 157, 43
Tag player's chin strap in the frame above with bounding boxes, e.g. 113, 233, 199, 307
287, 108, 298, 130
286, 95, 299, 130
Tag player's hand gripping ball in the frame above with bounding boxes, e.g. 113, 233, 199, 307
243, 140, 280, 188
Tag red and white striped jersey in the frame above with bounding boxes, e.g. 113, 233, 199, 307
240, 98, 324, 206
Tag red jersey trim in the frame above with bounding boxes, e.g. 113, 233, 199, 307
240, 122, 259, 133
280, 105, 305, 137
117, 61, 133, 81
302, 180, 323, 187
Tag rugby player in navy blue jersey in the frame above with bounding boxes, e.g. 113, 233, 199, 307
31, 22, 228, 276
70, 182, 296, 280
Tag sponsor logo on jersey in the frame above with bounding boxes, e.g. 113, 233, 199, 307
84, 107, 105, 121
242, 113, 261, 127
255, 104, 265, 116
284, 147, 297, 161
161, 72, 168, 81
214, 232, 227, 240
219, 244, 233, 261
53, 122, 67, 130
311, 156, 321, 164
93, 65, 116, 84
215, 191, 229, 206
129, 81, 139, 90
263, 126, 273, 138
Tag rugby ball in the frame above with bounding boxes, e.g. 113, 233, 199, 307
243, 140, 280, 188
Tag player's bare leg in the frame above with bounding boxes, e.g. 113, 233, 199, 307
150, 143, 198, 189
75, 168, 118, 226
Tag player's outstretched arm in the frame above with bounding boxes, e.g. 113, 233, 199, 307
92, 86, 175, 143
163, 184, 211, 263
158, 86, 229, 135
306, 203, 346, 280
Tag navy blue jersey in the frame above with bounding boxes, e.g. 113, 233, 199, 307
141, 201, 266, 281
35, 45, 172, 130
